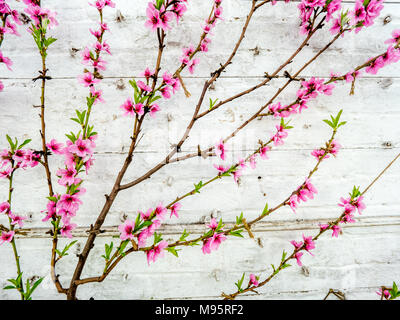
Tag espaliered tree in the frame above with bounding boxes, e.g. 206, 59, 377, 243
0, 0, 399, 300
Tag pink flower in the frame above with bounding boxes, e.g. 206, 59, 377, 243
271, 125, 288, 146
46, 139, 64, 155
57, 193, 82, 213
145, 4, 161, 31
149, 104, 160, 118
331, 225, 341, 237
68, 138, 93, 158
290, 240, 303, 250
140, 208, 153, 221
294, 251, 303, 266
118, 219, 135, 240
60, 222, 77, 239
0, 201, 10, 213
233, 169, 242, 183
188, 58, 200, 74
249, 274, 259, 286
154, 203, 167, 220
349, 0, 367, 26
385, 29, 400, 45
302, 234, 315, 255
170, 202, 181, 218
259, 146, 271, 160
249, 154, 257, 169
202, 237, 213, 254
0, 165, 13, 179
78, 72, 100, 87
0, 50, 13, 70
210, 233, 226, 251
319, 223, 330, 231
215, 139, 226, 160
56, 165, 77, 186
207, 218, 218, 230
137, 80, 152, 92
90, 87, 105, 104
9, 213, 27, 228
146, 240, 168, 264
120, 98, 135, 117
141, 67, 155, 80
353, 196, 366, 214
213, 164, 229, 173
0, 230, 15, 244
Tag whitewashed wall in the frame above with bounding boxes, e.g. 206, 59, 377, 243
0, 0, 399, 300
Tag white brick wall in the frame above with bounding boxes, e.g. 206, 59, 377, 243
0, 0, 399, 300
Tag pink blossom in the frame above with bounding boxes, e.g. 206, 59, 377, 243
213, 164, 229, 173
170, 202, 181, 218
207, 218, 219, 230
215, 139, 226, 161
385, 29, 400, 45
0, 50, 12, 70
141, 67, 155, 80
78, 72, 100, 87
249, 274, 259, 286
146, 240, 168, 264
46, 139, 64, 155
188, 58, 200, 74
9, 213, 27, 228
249, 155, 257, 169
0, 165, 13, 179
149, 104, 160, 118
331, 224, 341, 237
60, 222, 77, 239
302, 234, 315, 255
0, 201, 10, 213
259, 146, 271, 160
56, 165, 77, 186
68, 138, 93, 158
210, 232, 226, 251
118, 219, 135, 240
145, 4, 161, 31
57, 193, 82, 213
0, 230, 15, 244
137, 80, 152, 92
293, 251, 303, 266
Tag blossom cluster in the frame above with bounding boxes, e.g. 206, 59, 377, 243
120, 69, 180, 118
0, 143, 40, 245
23, 0, 58, 30
290, 234, 316, 266
319, 189, 366, 237
288, 178, 318, 213
311, 139, 341, 161
145, 0, 188, 32
329, 0, 384, 35
362, 29, 400, 75
42, 1, 114, 238
0, 0, 22, 91
118, 202, 182, 264
201, 218, 227, 255
268, 77, 334, 118
179, 0, 223, 74
213, 122, 290, 184
298, 0, 342, 35
43, 136, 96, 238
78, 0, 115, 103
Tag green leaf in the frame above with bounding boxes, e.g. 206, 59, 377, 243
229, 229, 244, 238
118, 240, 129, 256
179, 229, 190, 242
236, 212, 244, 225
153, 232, 163, 245
235, 273, 245, 292
194, 181, 203, 193
6, 134, 15, 151
18, 139, 32, 149
281, 250, 287, 262
166, 247, 180, 258
261, 202, 269, 216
